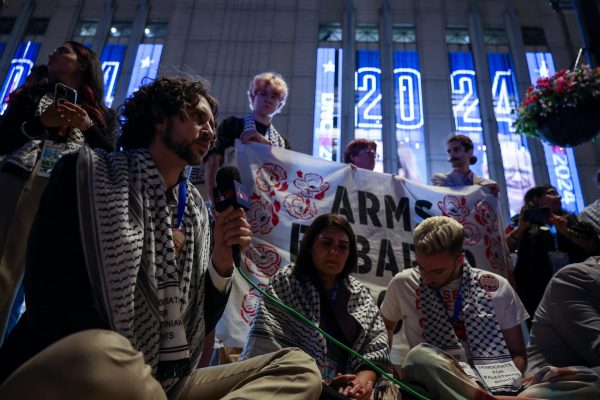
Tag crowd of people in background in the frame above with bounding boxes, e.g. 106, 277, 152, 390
0, 42, 599, 399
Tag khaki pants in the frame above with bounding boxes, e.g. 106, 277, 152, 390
0, 330, 322, 400
0, 166, 48, 345
402, 344, 600, 400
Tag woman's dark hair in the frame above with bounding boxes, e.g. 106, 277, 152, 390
66, 41, 108, 128
294, 213, 358, 284
118, 76, 218, 150
447, 134, 477, 165
524, 184, 555, 206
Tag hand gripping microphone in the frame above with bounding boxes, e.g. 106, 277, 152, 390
213, 166, 251, 268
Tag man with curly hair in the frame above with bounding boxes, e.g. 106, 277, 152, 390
0, 76, 321, 400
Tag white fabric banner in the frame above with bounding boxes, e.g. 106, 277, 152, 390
215, 141, 512, 347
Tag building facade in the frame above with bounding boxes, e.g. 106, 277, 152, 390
0, 0, 598, 219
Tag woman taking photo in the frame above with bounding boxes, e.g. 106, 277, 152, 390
0, 41, 117, 343
242, 213, 392, 400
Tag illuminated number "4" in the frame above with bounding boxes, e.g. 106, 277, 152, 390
491, 70, 518, 133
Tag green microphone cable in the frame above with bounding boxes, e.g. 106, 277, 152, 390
236, 266, 431, 400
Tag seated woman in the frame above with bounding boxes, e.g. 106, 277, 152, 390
242, 213, 392, 400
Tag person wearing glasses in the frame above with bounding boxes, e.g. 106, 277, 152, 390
242, 213, 393, 400
0, 76, 322, 400
204, 71, 291, 203
380, 216, 528, 398
343, 139, 377, 171
0, 41, 117, 345
431, 134, 499, 196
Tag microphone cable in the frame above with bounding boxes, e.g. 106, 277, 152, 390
235, 264, 431, 400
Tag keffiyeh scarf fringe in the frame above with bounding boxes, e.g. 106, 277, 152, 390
420, 264, 520, 394
243, 113, 286, 148
6, 93, 84, 174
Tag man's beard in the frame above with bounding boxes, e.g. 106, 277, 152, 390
162, 130, 204, 166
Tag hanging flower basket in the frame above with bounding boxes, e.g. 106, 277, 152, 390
514, 65, 600, 147
536, 100, 600, 147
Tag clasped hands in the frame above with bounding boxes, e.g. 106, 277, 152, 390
329, 373, 374, 400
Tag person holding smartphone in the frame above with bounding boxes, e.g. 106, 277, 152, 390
505, 185, 600, 327
0, 41, 117, 345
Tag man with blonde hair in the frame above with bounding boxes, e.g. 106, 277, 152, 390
380, 216, 528, 397
204, 72, 290, 203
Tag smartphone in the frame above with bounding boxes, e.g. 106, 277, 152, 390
524, 207, 551, 222
54, 82, 77, 104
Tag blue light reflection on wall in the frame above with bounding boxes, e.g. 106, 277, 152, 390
126, 44, 163, 98
312, 48, 343, 162
393, 51, 426, 182
487, 52, 536, 216
100, 44, 126, 107
525, 52, 584, 213
355, 50, 383, 172
448, 51, 487, 178
0, 41, 40, 114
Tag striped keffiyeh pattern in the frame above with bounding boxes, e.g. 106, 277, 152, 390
76, 147, 211, 395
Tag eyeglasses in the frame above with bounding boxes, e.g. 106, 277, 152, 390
415, 263, 446, 277
415, 254, 461, 277
359, 148, 376, 156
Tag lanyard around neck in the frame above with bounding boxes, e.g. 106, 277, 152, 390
436, 279, 463, 324
175, 180, 187, 229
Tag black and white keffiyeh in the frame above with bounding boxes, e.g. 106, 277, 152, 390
243, 113, 286, 148
420, 263, 520, 394
6, 93, 84, 173
76, 147, 210, 395
243, 266, 391, 375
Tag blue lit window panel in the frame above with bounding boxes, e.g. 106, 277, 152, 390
0, 41, 40, 114
100, 44, 127, 107
448, 51, 488, 179
525, 52, 584, 213
355, 50, 383, 172
312, 48, 343, 162
487, 52, 536, 216
126, 44, 163, 98
393, 50, 426, 182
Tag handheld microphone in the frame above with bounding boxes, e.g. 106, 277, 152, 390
214, 166, 251, 268
213, 166, 251, 212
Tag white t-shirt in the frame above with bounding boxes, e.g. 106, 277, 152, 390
380, 267, 528, 353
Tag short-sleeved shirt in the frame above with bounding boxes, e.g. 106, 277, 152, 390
431, 169, 496, 187
380, 267, 528, 351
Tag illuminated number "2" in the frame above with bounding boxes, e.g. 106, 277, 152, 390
355, 67, 382, 128
450, 70, 482, 132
